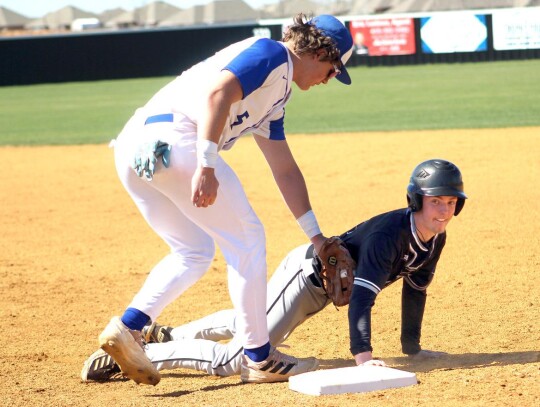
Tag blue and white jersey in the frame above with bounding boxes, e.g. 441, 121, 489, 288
142, 37, 293, 150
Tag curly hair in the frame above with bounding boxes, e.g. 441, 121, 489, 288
282, 13, 342, 65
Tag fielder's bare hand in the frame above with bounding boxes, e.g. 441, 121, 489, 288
191, 167, 219, 207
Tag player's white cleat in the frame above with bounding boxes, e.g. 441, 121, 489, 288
241, 347, 319, 383
98, 316, 160, 386
81, 349, 122, 382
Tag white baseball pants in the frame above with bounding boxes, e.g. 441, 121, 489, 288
113, 111, 269, 349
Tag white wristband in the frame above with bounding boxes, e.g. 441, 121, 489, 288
296, 210, 322, 239
197, 139, 219, 168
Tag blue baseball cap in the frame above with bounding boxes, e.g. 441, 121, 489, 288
311, 15, 354, 85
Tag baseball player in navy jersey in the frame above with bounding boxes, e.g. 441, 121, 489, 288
95, 13, 354, 386
82, 159, 467, 381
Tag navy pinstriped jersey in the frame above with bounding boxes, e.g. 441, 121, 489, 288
339, 208, 447, 356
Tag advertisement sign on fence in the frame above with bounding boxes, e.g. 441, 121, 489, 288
421, 13, 487, 53
492, 8, 540, 50
349, 18, 416, 56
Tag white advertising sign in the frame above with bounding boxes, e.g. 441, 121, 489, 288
493, 8, 540, 50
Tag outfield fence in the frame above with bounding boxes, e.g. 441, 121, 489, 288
1, 7, 539, 86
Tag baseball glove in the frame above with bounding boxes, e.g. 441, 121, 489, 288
316, 236, 356, 307
131, 140, 171, 181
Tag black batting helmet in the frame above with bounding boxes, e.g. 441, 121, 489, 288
407, 159, 467, 216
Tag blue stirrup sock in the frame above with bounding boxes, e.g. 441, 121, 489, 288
121, 307, 150, 331
244, 342, 271, 362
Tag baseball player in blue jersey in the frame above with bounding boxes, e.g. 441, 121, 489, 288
82, 159, 467, 381
95, 13, 354, 386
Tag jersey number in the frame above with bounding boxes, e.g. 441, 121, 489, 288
230, 111, 249, 129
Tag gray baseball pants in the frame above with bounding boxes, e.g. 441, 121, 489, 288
144, 243, 330, 376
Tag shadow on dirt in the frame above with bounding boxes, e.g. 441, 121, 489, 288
318, 350, 540, 373
148, 375, 249, 398
143, 351, 539, 397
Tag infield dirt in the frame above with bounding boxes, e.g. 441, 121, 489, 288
1, 128, 538, 406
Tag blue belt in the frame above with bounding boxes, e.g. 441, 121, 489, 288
145, 113, 174, 125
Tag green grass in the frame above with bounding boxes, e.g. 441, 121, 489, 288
288, 59, 540, 133
0, 77, 171, 146
1, 60, 539, 146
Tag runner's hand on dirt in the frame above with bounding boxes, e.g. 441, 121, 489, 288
361, 359, 387, 367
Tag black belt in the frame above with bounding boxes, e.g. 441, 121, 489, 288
305, 245, 322, 287
309, 272, 322, 288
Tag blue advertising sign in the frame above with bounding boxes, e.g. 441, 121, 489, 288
421, 13, 487, 53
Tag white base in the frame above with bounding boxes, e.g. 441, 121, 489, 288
288, 365, 417, 396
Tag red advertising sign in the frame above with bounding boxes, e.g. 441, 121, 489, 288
349, 18, 416, 56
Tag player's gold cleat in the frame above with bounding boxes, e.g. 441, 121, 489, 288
99, 316, 160, 385
142, 321, 173, 344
